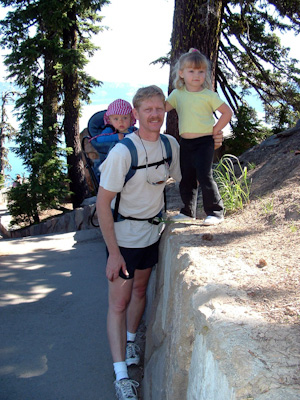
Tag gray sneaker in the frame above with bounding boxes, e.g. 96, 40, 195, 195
114, 378, 139, 400
125, 342, 140, 366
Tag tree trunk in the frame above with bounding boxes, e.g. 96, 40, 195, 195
166, 0, 224, 140
43, 41, 59, 148
63, 9, 89, 209
0, 95, 5, 178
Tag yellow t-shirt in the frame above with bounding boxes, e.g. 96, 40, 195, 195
166, 87, 224, 135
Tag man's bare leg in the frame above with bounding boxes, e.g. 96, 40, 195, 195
107, 277, 133, 362
126, 268, 152, 334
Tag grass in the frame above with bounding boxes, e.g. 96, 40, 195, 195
247, 162, 257, 170
260, 197, 275, 214
214, 154, 252, 214
290, 223, 298, 233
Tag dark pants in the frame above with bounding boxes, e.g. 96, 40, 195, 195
179, 136, 224, 219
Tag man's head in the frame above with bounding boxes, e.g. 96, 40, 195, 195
132, 86, 166, 136
132, 85, 165, 110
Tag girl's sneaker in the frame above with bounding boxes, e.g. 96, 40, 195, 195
171, 213, 195, 221
203, 216, 224, 226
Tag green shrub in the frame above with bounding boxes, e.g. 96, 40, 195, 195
6, 181, 39, 226
0, 174, 4, 190
214, 154, 252, 214
6, 148, 71, 227
225, 105, 271, 156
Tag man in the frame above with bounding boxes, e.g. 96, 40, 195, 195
96, 85, 223, 400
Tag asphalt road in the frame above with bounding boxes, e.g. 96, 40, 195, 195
0, 230, 116, 400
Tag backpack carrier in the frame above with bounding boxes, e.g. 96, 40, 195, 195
81, 110, 172, 226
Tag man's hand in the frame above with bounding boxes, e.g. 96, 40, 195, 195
106, 253, 129, 282
213, 129, 224, 150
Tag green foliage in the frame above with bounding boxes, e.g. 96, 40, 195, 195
247, 162, 256, 170
220, 1, 300, 125
0, 173, 4, 189
225, 104, 272, 156
7, 181, 39, 226
7, 146, 72, 226
266, 101, 300, 134
31, 147, 72, 209
0, 0, 109, 219
260, 197, 274, 214
290, 223, 298, 233
1, 91, 18, 180
214, 154, 252, 214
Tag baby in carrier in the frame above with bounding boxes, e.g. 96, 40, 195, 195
95, 98, 136, 143
88, 99, 137, 183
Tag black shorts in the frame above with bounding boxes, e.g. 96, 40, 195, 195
106, 240, 160, 280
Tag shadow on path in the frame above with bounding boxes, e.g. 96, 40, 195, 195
0, 232, 114, 400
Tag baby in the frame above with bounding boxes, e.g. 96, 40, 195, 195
96, 99, 136, 143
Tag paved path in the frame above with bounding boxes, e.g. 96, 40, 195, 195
0, 230, 116, 400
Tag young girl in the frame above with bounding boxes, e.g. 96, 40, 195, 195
166, 48, 233, 225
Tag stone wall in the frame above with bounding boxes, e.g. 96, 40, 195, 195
143, 224, 300, 400
1, 200, 98, 239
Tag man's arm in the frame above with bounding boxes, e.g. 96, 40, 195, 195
213, 130, 224, 150
96, 186, 129, 281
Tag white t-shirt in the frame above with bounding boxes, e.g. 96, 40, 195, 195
99, 132, 181, 248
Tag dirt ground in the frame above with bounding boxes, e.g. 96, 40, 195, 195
166, 127, 300, 326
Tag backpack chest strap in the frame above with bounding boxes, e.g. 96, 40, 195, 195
113, 210, 163, 225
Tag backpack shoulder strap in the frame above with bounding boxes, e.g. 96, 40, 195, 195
160, 134, 172, 166
113, 137, 138, 222
119, 137, 138, 183
160, 134, 172, 212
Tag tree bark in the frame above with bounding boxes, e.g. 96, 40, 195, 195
63, 9, 89, 208
43, 40, 59, 148
166, 0, 224, 140
0, 94, 5, 178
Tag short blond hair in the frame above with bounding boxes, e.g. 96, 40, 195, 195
133, 85, 165, 109
172, 48, 212, 90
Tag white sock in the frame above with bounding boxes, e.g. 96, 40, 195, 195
127, 331, 136, 343
113, 361, 128, 381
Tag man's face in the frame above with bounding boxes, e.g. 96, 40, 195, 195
133, 96, 165, 133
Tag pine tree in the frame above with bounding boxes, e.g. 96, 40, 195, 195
0, 0, 108, 222
0, 91, 17, 185
60, 2, 104, 208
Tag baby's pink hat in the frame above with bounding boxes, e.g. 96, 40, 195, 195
104, 99, 136, 126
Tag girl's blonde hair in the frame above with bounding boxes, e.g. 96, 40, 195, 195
172, 48, 212, 90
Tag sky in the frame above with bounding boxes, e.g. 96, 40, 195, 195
79, 0, 174, 131
0, 0, 299, 183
